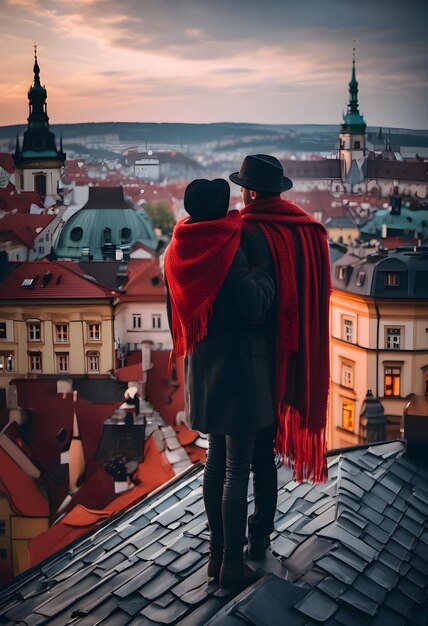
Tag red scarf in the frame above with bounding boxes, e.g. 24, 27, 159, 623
242, 198, 331, 483
164, 210, 242, 358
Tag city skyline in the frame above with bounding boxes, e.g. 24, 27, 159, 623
0, 0, 427, 129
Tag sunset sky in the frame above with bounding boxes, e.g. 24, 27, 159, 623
1, 0, 427, 128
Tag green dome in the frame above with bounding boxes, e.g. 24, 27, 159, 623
54, 187, 158, 260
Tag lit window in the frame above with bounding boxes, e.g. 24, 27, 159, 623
343, 318, 353, 343
88, 323, 101, 341
87, 351, 100, 373
386, 328, 401, 350
0, 352, 14, 372
0, 322, 6, 340
385, 272, 400, 287
341, 364, 354, 388
55, 324, 69, 343
384, 367, 401, 397
152, 314, 161, 330
341, 400, 355, 431
132, 314, 141, 329
27, 322, 41, 342
56, 353, 69, 372
29, 352, 42, 372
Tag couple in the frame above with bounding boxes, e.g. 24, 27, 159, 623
164, 154, 331, 590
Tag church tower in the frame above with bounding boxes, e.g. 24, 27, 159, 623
13, 45, 66, 196
338, 48, 367, 189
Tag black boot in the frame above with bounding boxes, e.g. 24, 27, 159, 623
207, 543, 223, 582
247, 535, 270, 561
219, 560, 259, 591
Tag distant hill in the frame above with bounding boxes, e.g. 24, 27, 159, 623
1, 122, 427, 155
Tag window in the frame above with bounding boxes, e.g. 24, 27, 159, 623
38, 246, 44, 255
132, 314, 141, 329
356, 271, 366, 287
87, 351, 100, 373
45, 233, 49, 241
70, 227, 83, 242
35, 174, 46, 195
341, 363, 354, 389
385, 272, 400, 287
29, 352, 42, 372
27, 321, 41, 342
343, 318, 353, 343
384, 367, 401, 397
341, 400, 355, 431
354, 140, 361, 149
0, 322, 6, 340
337, 266, 347, 280
0, 520, 5, 536
152, 314, 161, 330
88, 323, 101, 341
56, 353, 69, 373
0, 353, 14, 372
55, 324, 69, 343
103, 227, 112, 243
386, 328, 401, 350
121, 227, 131, 242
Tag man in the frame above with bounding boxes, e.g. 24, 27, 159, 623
229, 154, 331, 559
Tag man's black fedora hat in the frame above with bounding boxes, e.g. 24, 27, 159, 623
229, 154, 293, 193
184, 178, 230, 221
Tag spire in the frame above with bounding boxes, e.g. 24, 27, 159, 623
348, 45, 360, 115
33, 42, 41, 86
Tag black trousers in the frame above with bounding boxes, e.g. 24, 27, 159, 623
203, 424, 277, 564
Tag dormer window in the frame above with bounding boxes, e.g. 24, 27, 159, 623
121, 227, 131, 242
385, 272, 400, 287
356, 271, 366, 287
337, 266, 347, 280
70, 227, 83, 242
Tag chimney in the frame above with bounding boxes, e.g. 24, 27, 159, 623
403, 394, 428, 462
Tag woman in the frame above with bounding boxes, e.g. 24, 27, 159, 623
164, 178, 275, 590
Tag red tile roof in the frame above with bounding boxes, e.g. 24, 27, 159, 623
115, 361, 143, 382
0, 153, 14, 174
118, 257, 165, 302
0, 447, 49, 517
0, 188, 44, 214
0, 214, 55, 248
29, 435, 175, 566
146, 352, 185, 426
0, 555, 13, 585
0, 259, 118, 300
13, 379, 74, 484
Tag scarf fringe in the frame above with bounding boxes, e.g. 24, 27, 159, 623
170, 299, 215, 364
275, 403, 328, 484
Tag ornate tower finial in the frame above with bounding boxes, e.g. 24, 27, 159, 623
33, 41, 41, 85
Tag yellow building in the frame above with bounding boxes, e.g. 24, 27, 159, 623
0, 259, 116, 397
330, 247, 428, 449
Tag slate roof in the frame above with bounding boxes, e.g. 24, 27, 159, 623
366, 160, 428, 183
282, 158, 342, 180
1, 440, 427, 625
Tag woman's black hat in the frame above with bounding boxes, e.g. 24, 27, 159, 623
184, 178, 230, 221
229, 154, 293, 193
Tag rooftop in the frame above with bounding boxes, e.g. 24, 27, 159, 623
1, 440, 427, 625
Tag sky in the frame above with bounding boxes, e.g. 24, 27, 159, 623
0, 0, 427, 128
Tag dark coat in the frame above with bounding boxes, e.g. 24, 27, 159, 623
166, 245, 276, 435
